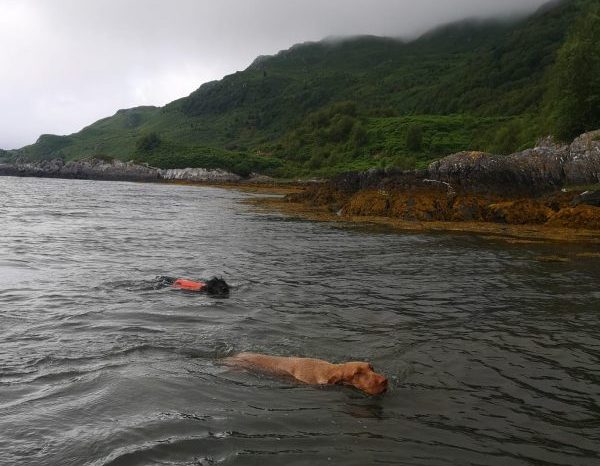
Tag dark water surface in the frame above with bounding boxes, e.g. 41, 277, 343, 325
1, 176, 599, 466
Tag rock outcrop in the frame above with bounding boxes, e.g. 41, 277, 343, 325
426, 131, 600, 194
324, 131, 600, 197
0, 158, 160, 181
564, 131, 600, 186
289, 130, 600, 230
0, 158, 242, 183
159, 167, 241, 183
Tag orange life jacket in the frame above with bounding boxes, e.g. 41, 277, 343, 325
172, 278, 206, 292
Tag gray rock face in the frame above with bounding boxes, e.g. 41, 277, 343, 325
426, 131, 600, 194
246, 173, 275, 184
0, 158, 66, 177
59, 159, 161, 181
426, 139, 570, 195
0, 158, 161, 181
0, 158, 241, 183
564, 130, 600, 186
159, 167, 241, 183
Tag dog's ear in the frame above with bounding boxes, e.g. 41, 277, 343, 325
327, 365, 357, 385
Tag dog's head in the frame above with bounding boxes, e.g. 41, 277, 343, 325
204, 277, 230, 297
329, 362, 388, 396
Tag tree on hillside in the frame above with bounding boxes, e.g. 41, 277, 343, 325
136, 132, 162, 153
545, 3, 600, 141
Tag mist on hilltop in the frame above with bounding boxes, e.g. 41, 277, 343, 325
0, 0, 554, 149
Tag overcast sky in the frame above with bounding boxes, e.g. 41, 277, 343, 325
0, 0, 550, 149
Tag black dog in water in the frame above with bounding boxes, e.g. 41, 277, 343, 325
154, 276, 230, 296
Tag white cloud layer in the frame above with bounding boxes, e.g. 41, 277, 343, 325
0, 0, 550, 148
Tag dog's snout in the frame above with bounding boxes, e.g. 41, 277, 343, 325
364, 374, 388, 395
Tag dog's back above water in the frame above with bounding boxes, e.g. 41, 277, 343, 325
223, 352, 388, 396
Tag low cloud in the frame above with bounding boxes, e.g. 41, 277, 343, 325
0, 0, 550, 148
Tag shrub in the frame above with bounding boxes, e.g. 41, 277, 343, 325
406, 124, 423, 151
136, 132, 162, 153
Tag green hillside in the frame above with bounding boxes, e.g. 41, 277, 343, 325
17, 0, 600, 177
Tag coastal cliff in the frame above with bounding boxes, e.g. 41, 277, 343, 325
288, 131, 600, 232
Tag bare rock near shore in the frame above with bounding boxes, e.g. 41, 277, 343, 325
0, 158, 66, 177
426, 140, 570, 195
159, 167, 241, 183
290, 129, 600, 230
0, 158, 243, 183
426, 131, 600, 194
60, 159, 161, 181
0, 158, 161, 181
564, 130, 600, 186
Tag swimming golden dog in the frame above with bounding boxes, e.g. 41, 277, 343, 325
223, 352, 388, 395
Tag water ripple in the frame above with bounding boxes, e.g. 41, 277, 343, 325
0, 176, 599, 466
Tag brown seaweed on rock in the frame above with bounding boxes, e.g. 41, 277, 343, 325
288, 131, 600, 230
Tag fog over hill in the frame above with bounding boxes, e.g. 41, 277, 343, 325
0, 0, 551, 149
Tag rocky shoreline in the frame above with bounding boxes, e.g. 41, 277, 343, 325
276, 130, 600, 237
2, 131, 600, 238
0, 158, 244, 183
